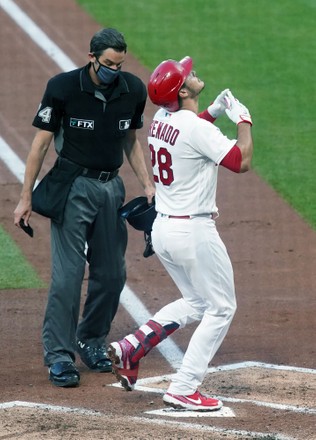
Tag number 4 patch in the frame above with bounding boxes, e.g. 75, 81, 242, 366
38, 106, 53, 123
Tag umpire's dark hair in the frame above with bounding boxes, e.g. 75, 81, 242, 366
90, 28, 127, 57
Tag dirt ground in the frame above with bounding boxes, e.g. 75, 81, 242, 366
0, 1, 316, 439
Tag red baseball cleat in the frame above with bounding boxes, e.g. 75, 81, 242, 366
163, 390, 223, 411
107, 338, 139, 391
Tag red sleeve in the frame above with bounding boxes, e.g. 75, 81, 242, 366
220, 145, 242, 173
198, 109, 216, 124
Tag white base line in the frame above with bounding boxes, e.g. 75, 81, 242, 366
112, 381, 316, 416
0, 136, 31, 185
129, 415, 295, 440
0, 401, 295, 440
209, 360, 316, 375
111, 361, 316, 416
120, 285, 184, 368
0, 400, 101, 416
0, 0, 76, 72
129, 360, 316, 387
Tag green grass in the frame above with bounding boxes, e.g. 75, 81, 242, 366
77, 0, 316, 229
0, 225, 45, 289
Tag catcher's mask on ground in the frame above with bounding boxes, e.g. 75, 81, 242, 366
119, 196, 157, 233
147, 56, 193, 112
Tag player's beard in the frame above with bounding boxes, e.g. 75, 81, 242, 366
185, 83, 205, 99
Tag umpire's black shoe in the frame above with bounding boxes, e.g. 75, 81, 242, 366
49, 361, 80, 387
76, 339, 112, 372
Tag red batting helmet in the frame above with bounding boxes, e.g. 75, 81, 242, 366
148, 56, 193, 112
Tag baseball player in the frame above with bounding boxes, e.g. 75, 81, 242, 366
108, 57, 253, 411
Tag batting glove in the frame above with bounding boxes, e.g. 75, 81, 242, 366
207, 88, 230, 119
225, 90, 252, 125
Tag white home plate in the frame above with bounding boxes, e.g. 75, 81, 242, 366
145, 406, 235, 418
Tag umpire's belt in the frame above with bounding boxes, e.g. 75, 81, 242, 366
82, 168, 119, 182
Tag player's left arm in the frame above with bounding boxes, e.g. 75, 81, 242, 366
123, 129, 155, 202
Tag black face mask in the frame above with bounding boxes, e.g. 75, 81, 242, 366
95, 61, 120, 85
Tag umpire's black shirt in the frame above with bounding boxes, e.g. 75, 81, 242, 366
32, 63, 147, 171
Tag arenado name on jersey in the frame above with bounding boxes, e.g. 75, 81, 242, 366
148, 119, 180, 146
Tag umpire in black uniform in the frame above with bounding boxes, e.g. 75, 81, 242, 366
14, 28, 155, 387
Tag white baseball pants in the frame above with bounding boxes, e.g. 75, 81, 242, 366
151, 214, 236, 395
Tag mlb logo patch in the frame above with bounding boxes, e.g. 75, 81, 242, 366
119, 119, 131, 130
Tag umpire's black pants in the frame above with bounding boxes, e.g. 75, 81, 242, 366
42, 174, 127, 366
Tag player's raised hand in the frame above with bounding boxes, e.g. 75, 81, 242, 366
207, 89, 230, 119
225, 90, 252, 125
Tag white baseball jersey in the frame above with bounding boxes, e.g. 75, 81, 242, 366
148, 108, 236, 216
